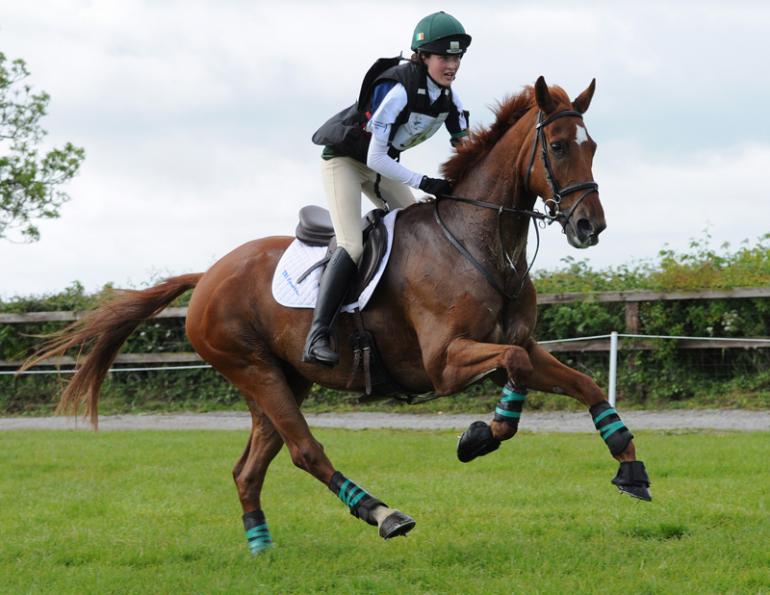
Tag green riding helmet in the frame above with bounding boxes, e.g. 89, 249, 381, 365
411, 11, 472, 55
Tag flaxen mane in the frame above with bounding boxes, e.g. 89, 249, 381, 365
442, 84, 570, 184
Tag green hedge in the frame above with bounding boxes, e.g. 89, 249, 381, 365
2, 234, 769, 414
531, 234, 770, 408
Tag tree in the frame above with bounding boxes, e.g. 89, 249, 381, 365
0, 52, 85, 241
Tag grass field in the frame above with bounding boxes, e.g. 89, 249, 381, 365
1, 428, 768, 594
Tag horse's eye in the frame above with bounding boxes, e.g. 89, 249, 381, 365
550, 141, 567, 153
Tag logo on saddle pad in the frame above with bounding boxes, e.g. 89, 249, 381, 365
281, 270, 300, 297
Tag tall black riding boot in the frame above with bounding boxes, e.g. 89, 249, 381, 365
302, 247, 357, 367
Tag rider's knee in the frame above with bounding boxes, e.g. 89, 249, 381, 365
336, 240, 363, 264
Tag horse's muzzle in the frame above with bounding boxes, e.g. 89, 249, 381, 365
565, 214, 606, 249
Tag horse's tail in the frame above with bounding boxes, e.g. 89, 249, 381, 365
21, 273, 203, 428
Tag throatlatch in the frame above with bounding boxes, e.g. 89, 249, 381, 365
457, 381, 526, 462
242, 509, 273, 555
589, 401, 633, 456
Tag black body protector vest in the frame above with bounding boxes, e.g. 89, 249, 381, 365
312, 57, 466, 164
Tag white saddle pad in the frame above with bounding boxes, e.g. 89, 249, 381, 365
271, 209, 400, 312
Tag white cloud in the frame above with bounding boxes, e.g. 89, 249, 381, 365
1, 1, 769, 297
2, 136, 318, 296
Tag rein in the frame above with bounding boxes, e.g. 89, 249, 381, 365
434, 108, 599, 301
433, 196, 546, 300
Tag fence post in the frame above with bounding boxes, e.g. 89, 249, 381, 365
624, 302, 640, 332
608, 331, 618, 407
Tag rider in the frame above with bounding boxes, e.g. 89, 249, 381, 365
303, 11, 472, 366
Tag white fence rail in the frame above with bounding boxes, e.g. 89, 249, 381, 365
4, 287, 769, 402
5, 332, 770, 410
539, 332, 770, 406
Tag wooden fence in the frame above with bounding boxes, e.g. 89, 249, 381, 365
2, 288, 769, 368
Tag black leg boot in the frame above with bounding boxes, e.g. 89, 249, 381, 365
302, 247, 357, 367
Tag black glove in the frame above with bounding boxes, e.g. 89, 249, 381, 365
419, 176, 453, 197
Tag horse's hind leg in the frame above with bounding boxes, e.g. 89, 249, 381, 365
231, 401, 284, 554
221, 362, 415, 551
525, 342, 651, 501
230, 371, 316, 554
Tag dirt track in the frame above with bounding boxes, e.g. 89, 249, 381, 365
1, 410, 769, 432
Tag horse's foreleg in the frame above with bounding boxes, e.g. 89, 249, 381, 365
438, 338, 534, 392
435, 338, 533, 462
526, 342, 651, 501
222, 361, 415, 545
526, 343, 633, 458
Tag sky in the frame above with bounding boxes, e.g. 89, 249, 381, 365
1, 0, 769, 298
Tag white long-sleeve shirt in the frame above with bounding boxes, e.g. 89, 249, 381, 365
365, 78, 468, 189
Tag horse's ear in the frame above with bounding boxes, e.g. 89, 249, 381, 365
535, 76, 557, 114
572, 79, 596, 114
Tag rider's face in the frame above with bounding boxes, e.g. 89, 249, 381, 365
423, 53, 462, 87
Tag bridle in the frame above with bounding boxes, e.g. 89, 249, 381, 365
524, 109, 599, 225
433, 107, 599, 300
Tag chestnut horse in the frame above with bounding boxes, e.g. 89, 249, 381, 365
26, 77, 651, 555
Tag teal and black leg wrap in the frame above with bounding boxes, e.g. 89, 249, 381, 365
493, 381, 527, 433
589, 401, 633, 456
329, 471, 385, 526
243, 509, 273, 555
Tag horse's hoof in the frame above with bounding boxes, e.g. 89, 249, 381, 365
611, 460, 652, 502
379, 511, 416, 539
617, 484, 652, 501
457, 421, 500, 463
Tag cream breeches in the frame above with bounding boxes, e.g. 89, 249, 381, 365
321, 156, 415, 263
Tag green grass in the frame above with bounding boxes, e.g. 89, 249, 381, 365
1, 429, 768, 594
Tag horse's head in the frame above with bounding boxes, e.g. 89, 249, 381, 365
525, 76, 606, 248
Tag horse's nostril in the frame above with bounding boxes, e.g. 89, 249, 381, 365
576, 218, 594, 238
